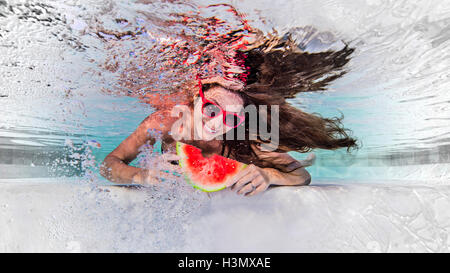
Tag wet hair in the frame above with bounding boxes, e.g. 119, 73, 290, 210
213, 35, 359, 170
95, 4, 359, 171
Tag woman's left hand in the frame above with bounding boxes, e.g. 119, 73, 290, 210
226, 164, 271, 196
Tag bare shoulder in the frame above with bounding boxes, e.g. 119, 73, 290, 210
136, 109, 179, 143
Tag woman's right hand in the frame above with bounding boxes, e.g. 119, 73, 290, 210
131, 153, 182, 186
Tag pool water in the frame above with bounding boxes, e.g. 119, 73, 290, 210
1, 0, 450, 252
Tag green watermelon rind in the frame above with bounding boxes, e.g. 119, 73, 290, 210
176, 142, 247, 192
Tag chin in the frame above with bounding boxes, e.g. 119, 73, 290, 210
201, 129, 221, 140
199, 130, 212, 140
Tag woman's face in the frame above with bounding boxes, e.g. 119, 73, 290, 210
193, 85, 244, 141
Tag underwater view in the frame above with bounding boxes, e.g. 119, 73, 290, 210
1, 0, 450, 252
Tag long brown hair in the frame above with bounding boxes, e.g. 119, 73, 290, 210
215, 35, 359, 169
94, 3, 359, 170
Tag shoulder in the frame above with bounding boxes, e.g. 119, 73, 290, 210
138, 109, 182, 144
140, 110, 177, 131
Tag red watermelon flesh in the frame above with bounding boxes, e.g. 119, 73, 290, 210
176, 142, 247, 192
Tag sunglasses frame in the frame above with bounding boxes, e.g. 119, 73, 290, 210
198, 83, 245, 129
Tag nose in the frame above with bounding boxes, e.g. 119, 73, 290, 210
205, 116, 222, 130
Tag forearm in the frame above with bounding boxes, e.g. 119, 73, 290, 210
265, 167, 311, 186
100, 155, 142, 184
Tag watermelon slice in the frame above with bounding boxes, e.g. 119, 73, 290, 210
176, 142, 247, 192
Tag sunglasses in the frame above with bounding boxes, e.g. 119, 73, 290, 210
198, 83, 245, 129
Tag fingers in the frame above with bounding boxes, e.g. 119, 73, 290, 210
140, 169, 182, 185
231, 170, 259, 192
247, 183, 269, 197
237, 175, 264, 195
225, 163, 270, 196
225, 165, 250, 188
134, 153, 183, 186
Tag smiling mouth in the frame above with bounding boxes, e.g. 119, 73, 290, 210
203, 122, 218, 134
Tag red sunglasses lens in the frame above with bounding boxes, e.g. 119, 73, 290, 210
202, 103, 221, 118
201, 98, 245, 128
224, 114, 244, 128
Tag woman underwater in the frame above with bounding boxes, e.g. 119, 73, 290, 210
100, 8, 358, 196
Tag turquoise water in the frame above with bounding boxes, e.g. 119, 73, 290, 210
1, 0, 449, 183
1, 0, 450, 253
